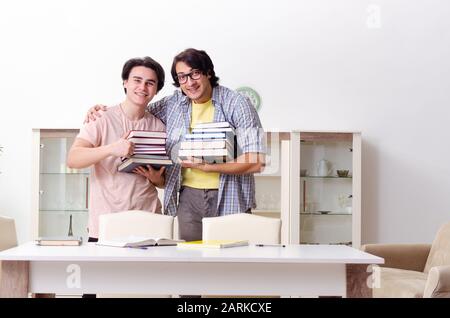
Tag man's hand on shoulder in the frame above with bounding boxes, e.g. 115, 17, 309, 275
84, 105, 108, 124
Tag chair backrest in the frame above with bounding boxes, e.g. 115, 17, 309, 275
173, 216, 180, 240
0, 215, 17, 252
202, 213, 281, 244
424, 222, 450, 273
98, 210, 174, 241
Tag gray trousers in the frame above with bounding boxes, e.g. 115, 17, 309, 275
177, 186, 219, 241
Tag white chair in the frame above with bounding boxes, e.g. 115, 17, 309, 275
202, 213, 281, 245
98, 210, 174, 240
97, 210, 174, 298
0, 215, 18, 296
0, 215, 17, 252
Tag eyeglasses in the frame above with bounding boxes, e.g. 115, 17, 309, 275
177, 70, 202, 84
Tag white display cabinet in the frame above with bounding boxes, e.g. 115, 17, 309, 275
254, 131, 361, 247
290, 131, 361, 248
31, 129, 165, 241
31, 129, 89, 241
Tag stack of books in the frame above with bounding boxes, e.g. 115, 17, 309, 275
118, 130, 173, 173
179, 122, 236, 163
36, 236, 83, 246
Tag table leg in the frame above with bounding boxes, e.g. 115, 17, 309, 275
0, 261, 29, 298
346, 264, 372, 298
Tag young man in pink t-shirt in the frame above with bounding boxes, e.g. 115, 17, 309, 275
67, 57, 166, 241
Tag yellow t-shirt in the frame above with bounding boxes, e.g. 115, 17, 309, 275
181, 99, 220, 189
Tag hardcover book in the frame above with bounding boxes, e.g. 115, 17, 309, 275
132, 150, 167, 155
128, 137, 166, 145
36, 236, 83, 246
118, 157, 173, 172
180, 139, 233, 150
178, 148, 234, 160
128, 130, 167, 139
184, 132, 235, 140
191, 127, 235, 134
192, 121, 231, 129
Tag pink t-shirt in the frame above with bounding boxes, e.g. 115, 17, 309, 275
77, 105, 166, 238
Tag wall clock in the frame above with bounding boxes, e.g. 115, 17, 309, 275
236, 86, 262, 112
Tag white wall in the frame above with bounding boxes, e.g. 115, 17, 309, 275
1, 0, 449, 244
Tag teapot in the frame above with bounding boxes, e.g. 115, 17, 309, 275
317, 159, 333, 176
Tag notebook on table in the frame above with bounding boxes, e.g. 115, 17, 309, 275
97, 236, 184, 248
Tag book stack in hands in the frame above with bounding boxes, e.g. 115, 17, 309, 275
118, 130, 173, 173
179, 122, 236, 163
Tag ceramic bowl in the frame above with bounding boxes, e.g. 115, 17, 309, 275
336, 170, 349, 177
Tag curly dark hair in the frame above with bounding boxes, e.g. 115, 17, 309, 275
171, 48, 219, 88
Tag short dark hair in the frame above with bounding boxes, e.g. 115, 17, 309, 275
122, 56, 165, 93
171, 48, 219, 88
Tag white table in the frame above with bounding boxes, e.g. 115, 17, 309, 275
0, 242, 383, 297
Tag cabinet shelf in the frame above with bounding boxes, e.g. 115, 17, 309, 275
40, 209, 88, 213
301, 176, 352, 179
300, 212, 352, 216
253, 209, 281, 214
254, 174, 281, 178
40, 173, 90, 175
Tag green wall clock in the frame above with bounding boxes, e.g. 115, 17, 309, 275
236, 86, 262, 112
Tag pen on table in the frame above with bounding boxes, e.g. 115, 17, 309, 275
255, 244, 286, 247
127, 246, 148, 250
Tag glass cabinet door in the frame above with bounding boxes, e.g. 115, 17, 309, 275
254, 132, 290, 219
254, 132, 280, 218
38, 130, 89, 240
299, 132, 354, 245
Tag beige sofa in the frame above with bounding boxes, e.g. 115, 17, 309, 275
362, 222, 450, 298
